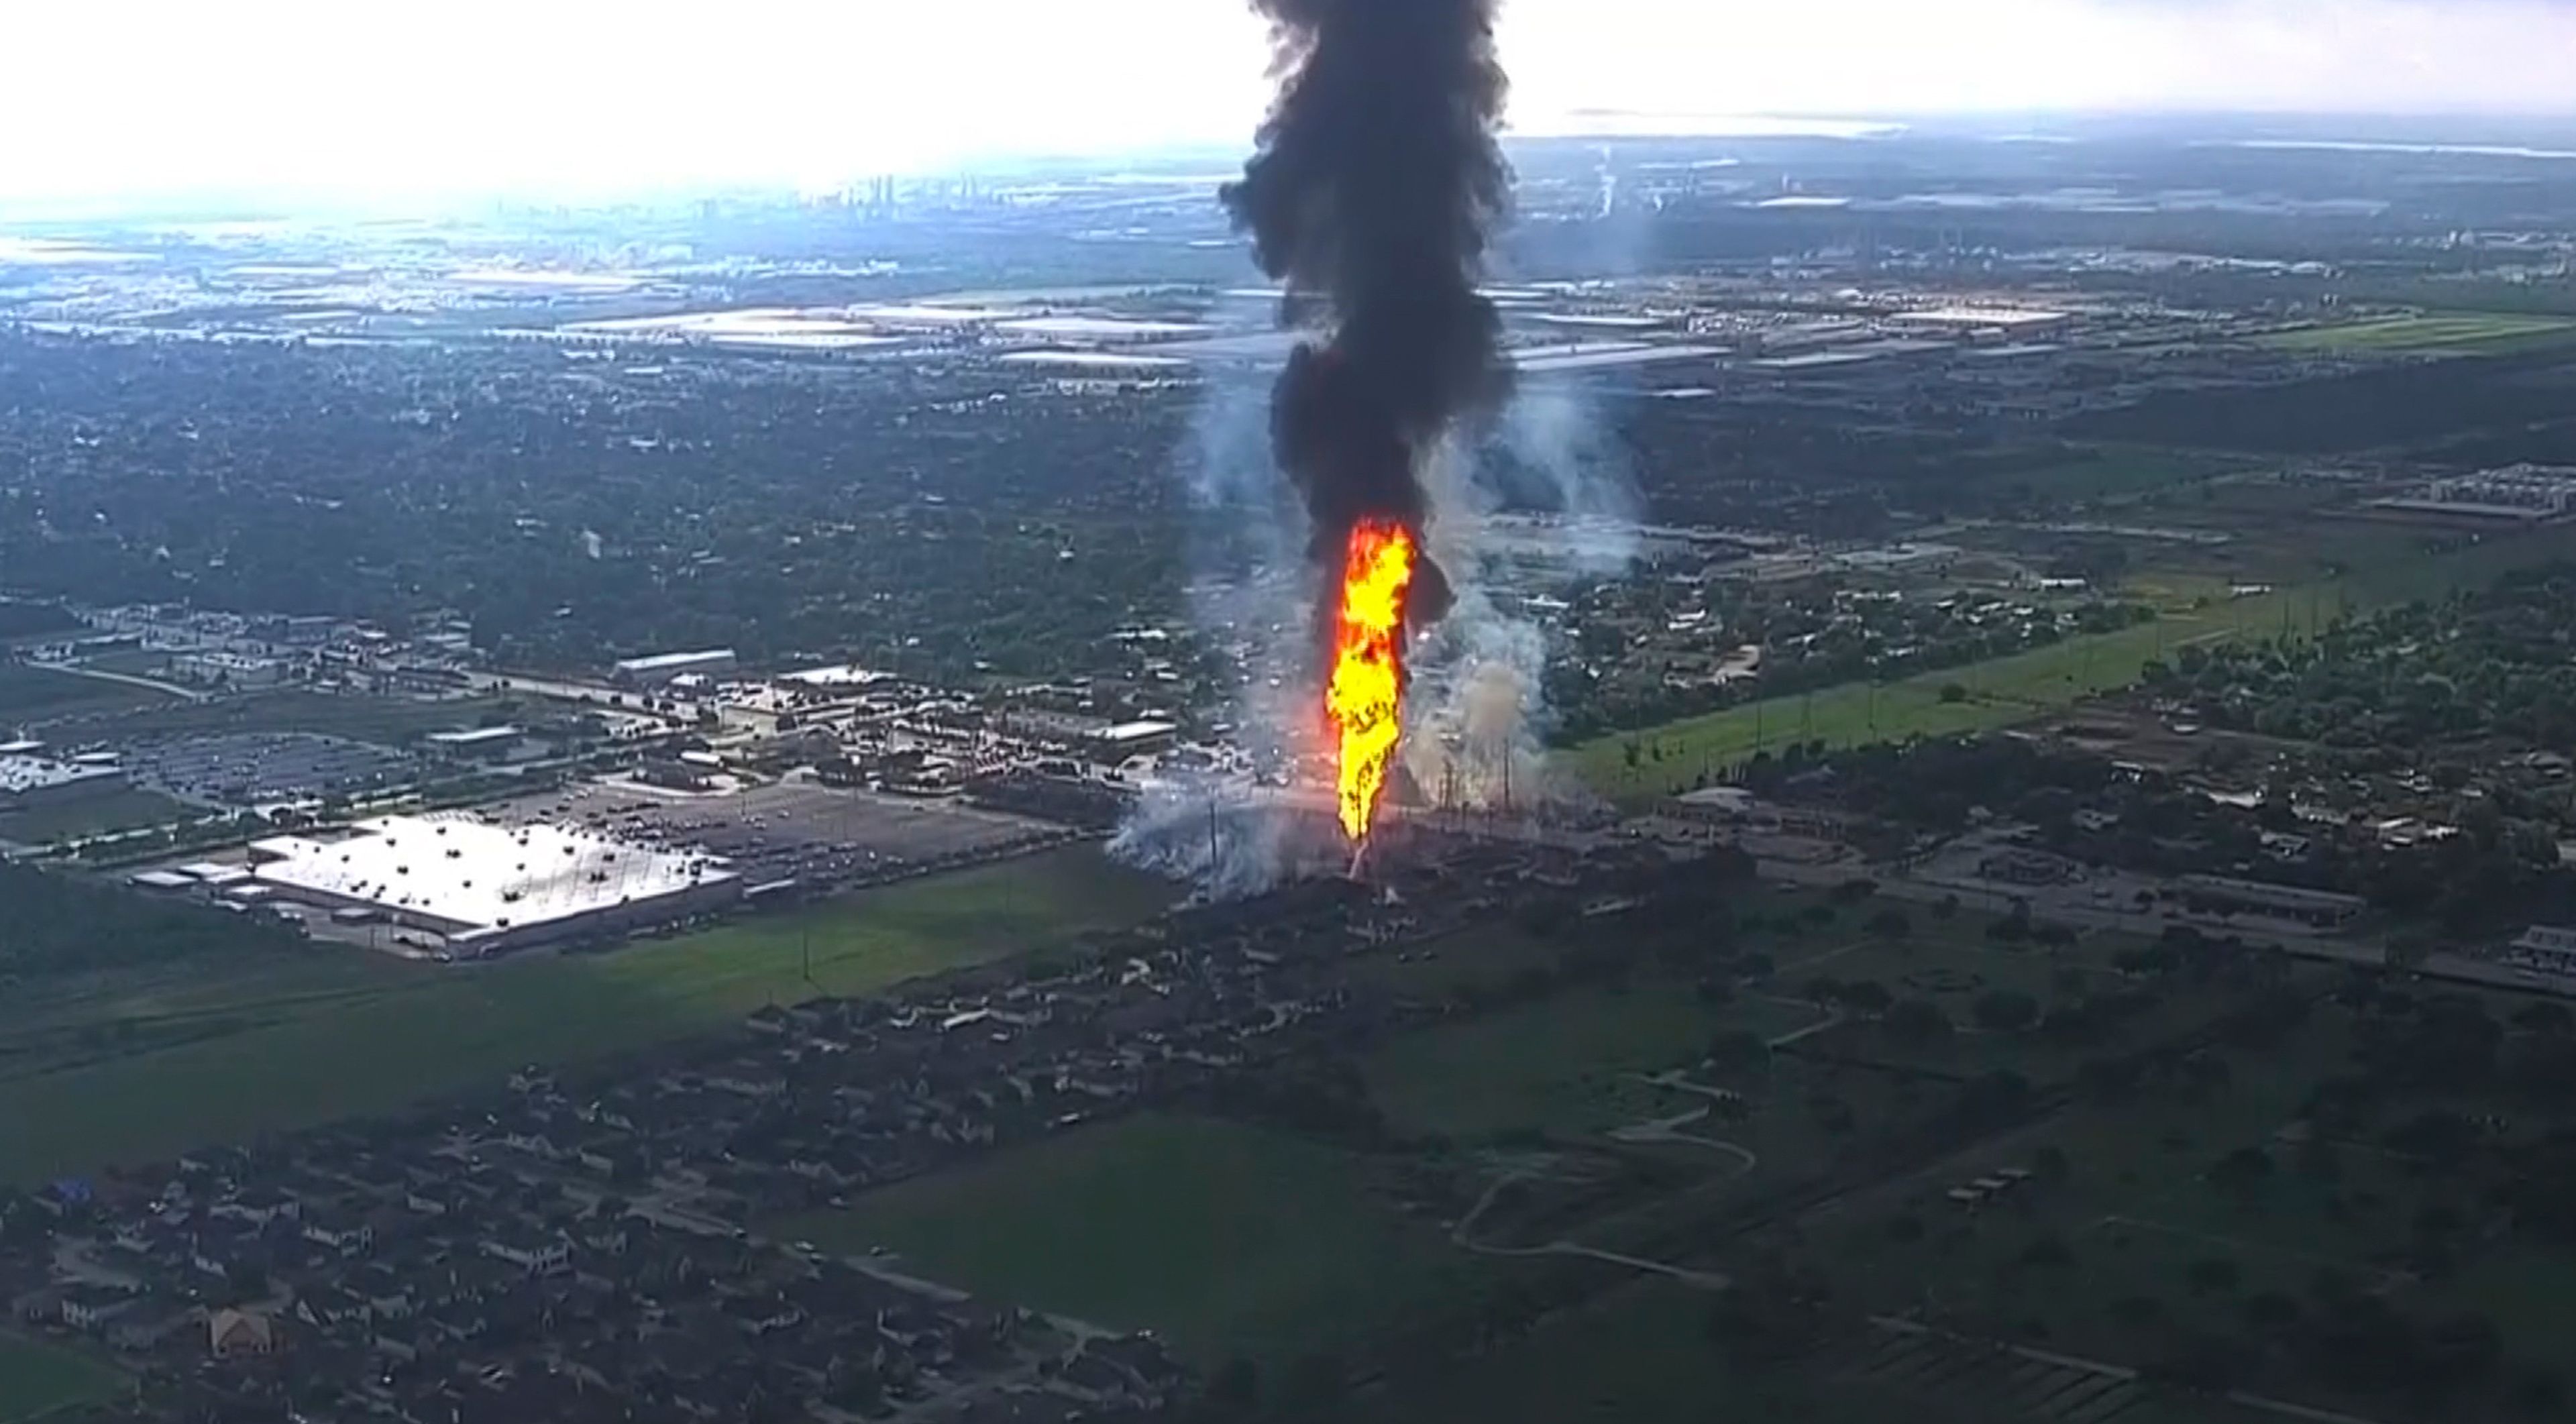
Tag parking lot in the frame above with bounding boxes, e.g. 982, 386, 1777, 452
477, 777, 1063, 889
128, 732, 425, 807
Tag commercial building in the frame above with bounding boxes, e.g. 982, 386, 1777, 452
2508, 924, 2576, 975
2176, 873, 2365, 928
175, 651, 291, 689
423, 726, 527, 761
0, 753, 127, 809
245, 814, 741, 956
1088, 720, 1180, 761
613, 649, 737, 688
2370, 465, 2576, 524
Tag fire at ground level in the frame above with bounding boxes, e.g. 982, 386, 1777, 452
1324, 518, 1424, 846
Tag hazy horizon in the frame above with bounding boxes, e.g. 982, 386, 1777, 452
5, 0, 2575, 210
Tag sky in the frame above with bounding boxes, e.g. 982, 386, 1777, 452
4, 0, 2574, 206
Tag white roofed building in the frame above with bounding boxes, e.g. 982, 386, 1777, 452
612, 649, 737, 688
0, 753, 127, 808
246, 813, 740, 957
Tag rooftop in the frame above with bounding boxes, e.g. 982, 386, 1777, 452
250, 813, 736, 940
614, 649, 737, 674
0, 754, 122, 796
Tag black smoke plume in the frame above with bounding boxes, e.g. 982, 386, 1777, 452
1223, 0, 1515, 630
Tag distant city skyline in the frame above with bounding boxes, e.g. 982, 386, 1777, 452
6, 0, 2575, 207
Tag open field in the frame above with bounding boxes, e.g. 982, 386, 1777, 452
775, 1113, 1492, 1368
0, 787, 194, 846
1351, 921, 1565, 998
1346, 1281, 1758, 1424
1787, 998, 2576, 1419
1363, 980, 1817, 1140
2261, 312, 2576, 355
1577, 515, 2576, 803
76, 690, 505, 745
0, 1335, 121, 1423
2002, 446, 2245, 504
1570, 591, 2297, 802
0, 845, 1174, 1183
1775, 921, 2255, 1087
1342, 1279, 2272, 1424
0, 663, 176, 720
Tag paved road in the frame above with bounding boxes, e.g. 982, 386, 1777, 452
46, 662, 208, 704
1451, 1166, 1733, 1291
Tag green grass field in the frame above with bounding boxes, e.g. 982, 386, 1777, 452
1352, 922, 1566, 998
1570, 594, 2297, 802
85, 690, 505, 744
775, 1113, 1489, 1368
1992, 447, 2241, 504
1573, 512, 2576, 803
0, 846, 1173, 1183
1347, 1281, 1756, 1424
2261, 312, 2576, 355
0, 1335, 120, 1423
1362, 979, 1817, 1140
0, 663, 177, 720
0, 788, 195, 846
1790, 999, 2576, 1417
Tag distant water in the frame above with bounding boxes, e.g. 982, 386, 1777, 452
2209, 139, 2576, 161
1529, 111, 1904, 142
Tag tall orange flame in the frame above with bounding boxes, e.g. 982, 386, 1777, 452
1327, 518, 1417, 844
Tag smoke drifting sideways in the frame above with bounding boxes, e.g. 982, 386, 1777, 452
1222, 0, 1515, 635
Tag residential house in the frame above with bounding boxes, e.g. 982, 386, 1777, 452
482, 1230, 571, 1276
209, 1307, 278, 1357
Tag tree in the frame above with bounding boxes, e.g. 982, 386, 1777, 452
2110, 1294, 2164, 1329
1884, 997, 1951, 1045
2243, 1292, 2302, 1333
2208, 1146, 2275, 1197
2513, 1364, 2565, 1417
1939, 681, 1969, 704
1279, 1353, 1346, 1416
1707, 1030, 1770, 1077
2031, 1144, 2070, 1185
2295, 1136, 2343, 1183
2385, 933, 2432, 973
1973, 990, 2041, 1034
1207, 1358, 1258, 1412
2514, 1000, 2573, 1037
1839, 980, 1894, 1018
1866, 908, 1912, 940
2186, 1256, 2243, 1295
2021, 1233, 2074, 1268
1933, 893, 1962, 920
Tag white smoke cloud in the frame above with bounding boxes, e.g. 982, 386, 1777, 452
1399, 377, 1640, 818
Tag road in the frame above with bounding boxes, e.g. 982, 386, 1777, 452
46, 662, 208, 704
1450, 1166, 1733, 1291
